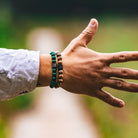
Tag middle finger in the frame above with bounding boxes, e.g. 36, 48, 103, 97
106, 67, 138, 79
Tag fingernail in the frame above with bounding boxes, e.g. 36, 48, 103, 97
90, 19, 96, 27
119, 101, 125, 107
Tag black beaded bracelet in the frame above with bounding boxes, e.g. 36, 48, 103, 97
50, 51, 57, 88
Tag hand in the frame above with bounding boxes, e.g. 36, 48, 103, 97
61, 18, 138, 108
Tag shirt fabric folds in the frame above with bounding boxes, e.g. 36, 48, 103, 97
0, 48, 40, 100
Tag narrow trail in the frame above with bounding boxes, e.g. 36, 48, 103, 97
10, 28, 101, 138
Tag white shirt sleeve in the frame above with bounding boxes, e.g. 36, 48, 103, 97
0, 48, 40, 100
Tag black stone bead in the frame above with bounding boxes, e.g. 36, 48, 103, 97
58, 63, 63, 70
52, 62, 57, 68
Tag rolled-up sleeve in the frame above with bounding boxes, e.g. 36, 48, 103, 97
0, 48, 40, 100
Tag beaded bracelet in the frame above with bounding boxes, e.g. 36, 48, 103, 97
50, 52, 57, 88
55, 52, 63, 88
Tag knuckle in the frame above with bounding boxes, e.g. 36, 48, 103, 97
82, 30, 94, 36
95, 63, 104, 71
100, 58, 106, 63
121, 69, 128, 77
104, 94, 110, 99
132, 54, 138, 59
100, 67, 109, 75
116, 80, 124, 88
118, 53, 127, 60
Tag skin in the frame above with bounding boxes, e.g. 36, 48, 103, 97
38, 18, 138, 108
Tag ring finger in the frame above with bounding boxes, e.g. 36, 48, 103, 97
106, 67, 138, 79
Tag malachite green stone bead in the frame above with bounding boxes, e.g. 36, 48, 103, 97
50, 83, 54, 86
52, 68, 56, 72
52, 60, 56, 63
52, 76, 56, 80
51, 84, 55, 87
52, 58, 56, 60
51, 80, 55, 84
52, 72, 56, 76
50, 52, 55, 55
52, 56, 56, 59
50, 85, 54, 88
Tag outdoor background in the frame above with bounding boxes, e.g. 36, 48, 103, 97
0, 0, 138, 138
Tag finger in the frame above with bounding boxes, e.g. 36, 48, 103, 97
106, 51, 138, 64
96, 90, 125, 107
106, 67, 138, 79
103, 79, 138, 92
77, 18, 98, 46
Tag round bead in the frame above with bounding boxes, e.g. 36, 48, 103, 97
58, 64, 63, 70
50, 52, 55, 56
57, 53, 61, 57
59, 70, 63, 74
52, 68, 56, 72
55, 84, 59, 88
52, 63, 57, 68
52, 59, 56, 63
51, 80, 55, 84
58, 60, 62, 64
50, 85, 54, 88
52, 56, 56, 60
59, 74, 63, 79
58, 82, 63, 86
58, 79, 63, 82
52, 72, 56, 76
57, 57, 62, 60
52, 76, 56, 80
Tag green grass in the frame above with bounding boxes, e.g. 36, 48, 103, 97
0, 15, 138, 138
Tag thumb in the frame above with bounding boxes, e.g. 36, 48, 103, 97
77, 18, 98, 46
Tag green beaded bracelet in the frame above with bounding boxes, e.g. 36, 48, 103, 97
50, 52, 57, 88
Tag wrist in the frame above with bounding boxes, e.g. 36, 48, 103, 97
37, 54, 52, 86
